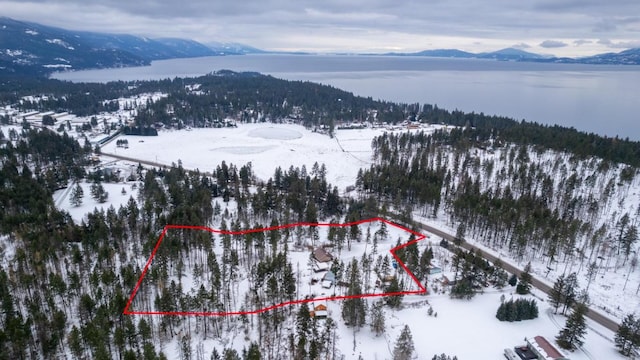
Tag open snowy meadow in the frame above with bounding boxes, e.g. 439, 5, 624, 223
99, 122, 439, 191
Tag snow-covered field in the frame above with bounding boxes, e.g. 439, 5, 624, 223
99, 123, 438, 190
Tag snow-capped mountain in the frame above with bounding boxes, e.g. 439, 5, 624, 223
0, 17, 259, 76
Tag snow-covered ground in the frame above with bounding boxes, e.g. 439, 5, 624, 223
330, 289, 623, 360
99, 123, 439, 190
36, 122, 631, 358
327, 235, 625, 360
53, 180, 139, 223
131, 219, 423, 315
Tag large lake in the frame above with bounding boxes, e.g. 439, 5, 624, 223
52, 54, 640, 140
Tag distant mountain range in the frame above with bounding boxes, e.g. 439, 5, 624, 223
1, 16, 639, 77
383, 47, 640, 65
386, 47, 547, 61
0, 17, 260, 76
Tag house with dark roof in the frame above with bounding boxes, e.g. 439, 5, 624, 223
313, 247, 333, 263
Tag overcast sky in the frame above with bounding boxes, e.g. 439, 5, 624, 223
3, 0, 640, 56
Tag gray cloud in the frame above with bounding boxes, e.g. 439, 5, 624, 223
593, 19, 618, 32
598, 39, 640, 48
512, 42, 531, 49
539, 40, 568, 48
573, 39, 592, 46
1, 0, 639, 55
610, 40, 640, 48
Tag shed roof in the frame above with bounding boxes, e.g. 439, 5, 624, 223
323, 271, 336, 282
530, 336, 566, 360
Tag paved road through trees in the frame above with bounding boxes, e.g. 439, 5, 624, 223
414, 220, 620, 333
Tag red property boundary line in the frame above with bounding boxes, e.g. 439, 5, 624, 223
123, 217, 428, 316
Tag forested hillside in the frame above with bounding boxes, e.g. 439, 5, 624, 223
358, 128, 640, 317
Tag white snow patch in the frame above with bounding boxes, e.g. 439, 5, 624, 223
210, 145, 277, 154
247, 126, 303, 140
5, 49, 23, 56
43, 64, 72, 69
46, 38, 75, 50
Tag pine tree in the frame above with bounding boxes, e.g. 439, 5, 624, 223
493, 258, 508, 289
556, 302, 588, 351
385, 277, 404, 308
341, 259, 366, 328
450, 279, 474, 299
548, 274, 566, 314
180, 334, 192, 360
370, 301, 386, 336
516, 262, 532, 295
70, 183, 84, 207
615, 313, 640, 357
296, 303, 311, 339
393, 325, 415, 360
497, 299, 539, 322
100, 185, 108, 203
561, 272, 579, 315
432, 354, 458, 360
496, 301, 507, 321
211, 348, 221, 360
222, 348, 241, 360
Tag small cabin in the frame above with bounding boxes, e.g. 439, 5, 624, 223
310, 304, 328, 319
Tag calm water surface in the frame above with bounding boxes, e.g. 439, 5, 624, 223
52, 55, 640, 140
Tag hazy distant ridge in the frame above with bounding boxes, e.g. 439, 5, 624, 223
383, 46, 640, 64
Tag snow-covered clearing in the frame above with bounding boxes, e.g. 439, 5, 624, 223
99, 123, 440, 190
54, 180, 139, 223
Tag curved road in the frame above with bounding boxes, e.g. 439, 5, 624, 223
415, 221, 620, 333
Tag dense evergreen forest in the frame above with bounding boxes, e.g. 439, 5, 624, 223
358, 128, 640, 292
0, 126, 388, 359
